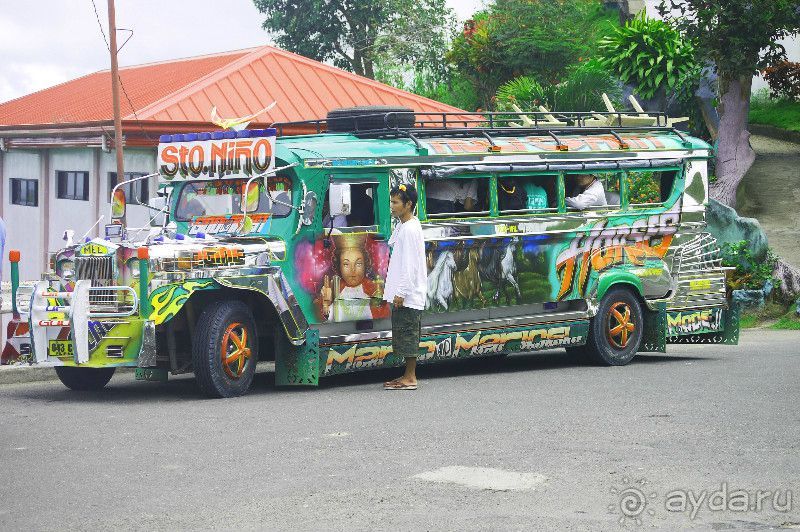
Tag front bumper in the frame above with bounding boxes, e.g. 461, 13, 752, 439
26, 280, 149, 367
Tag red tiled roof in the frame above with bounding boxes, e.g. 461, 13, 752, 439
0, 45, 465, 127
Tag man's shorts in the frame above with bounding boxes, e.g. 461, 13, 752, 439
391, 305, 422, 359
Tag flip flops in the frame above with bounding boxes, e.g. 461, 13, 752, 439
384, 381, 418, 390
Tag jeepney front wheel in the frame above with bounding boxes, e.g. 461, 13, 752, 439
55, 367, 116, 391
193, 300, 259, 398
585, 287, 643, 366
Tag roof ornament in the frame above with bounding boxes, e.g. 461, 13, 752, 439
210, 101, 277, 131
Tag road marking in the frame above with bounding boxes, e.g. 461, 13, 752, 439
414, 466, 547, 492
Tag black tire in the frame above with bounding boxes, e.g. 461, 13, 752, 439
327, 106, 415, 132
55, 366, 115, 391
584, 287, 644, 366
193, 300, 259, 398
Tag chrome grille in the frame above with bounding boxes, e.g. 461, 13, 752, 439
75, 256, 115, 285
670, 233, 728, 310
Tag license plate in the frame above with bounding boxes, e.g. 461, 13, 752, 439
49, 339, 74, 358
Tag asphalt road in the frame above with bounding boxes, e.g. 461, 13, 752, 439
1, 330, 798, 531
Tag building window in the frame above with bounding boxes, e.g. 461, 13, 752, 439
10, 178, 38, 207
108, 172, 149, 204
56, 171, 89, 201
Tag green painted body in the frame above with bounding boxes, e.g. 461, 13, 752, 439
19, 127, 738, 383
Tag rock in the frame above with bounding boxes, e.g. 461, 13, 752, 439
796, 297, 800, 317
706, 199, 769, 262
732, 289, 766, 309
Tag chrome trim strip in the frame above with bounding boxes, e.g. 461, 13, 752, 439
319, 310, 590, 345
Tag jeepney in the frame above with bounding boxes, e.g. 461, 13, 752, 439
4, 108, 738, 397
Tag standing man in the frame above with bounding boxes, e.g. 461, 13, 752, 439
383, 184, 427, 390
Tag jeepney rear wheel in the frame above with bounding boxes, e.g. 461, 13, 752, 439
55, 366, 116, 391
193, 300, 259, 398
585, 287, 643, 366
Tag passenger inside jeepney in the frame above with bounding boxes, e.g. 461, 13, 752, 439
565, 174, 607, 210
498, 176, 553, 213
426, 178, 481, 215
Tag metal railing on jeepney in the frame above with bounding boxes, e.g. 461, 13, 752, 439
271, 110, 692, 146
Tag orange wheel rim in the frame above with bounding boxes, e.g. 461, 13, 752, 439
221, 322, 251, 379
606, 302, 635, 349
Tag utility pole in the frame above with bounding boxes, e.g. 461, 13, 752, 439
107, 0, 125, 223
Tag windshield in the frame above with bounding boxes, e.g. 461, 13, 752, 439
174, 177, 293, 222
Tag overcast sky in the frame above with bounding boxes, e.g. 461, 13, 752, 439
0, 0, 485, 104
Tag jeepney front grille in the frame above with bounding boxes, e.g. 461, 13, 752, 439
75, 256, 115, 285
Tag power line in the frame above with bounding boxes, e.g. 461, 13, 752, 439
89, 0, 154, 141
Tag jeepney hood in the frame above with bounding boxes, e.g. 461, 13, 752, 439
52, 235, 284, 289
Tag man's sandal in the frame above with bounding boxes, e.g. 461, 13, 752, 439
384, 381, 417, 390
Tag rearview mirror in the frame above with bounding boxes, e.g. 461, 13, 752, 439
111, 188, 126, 220
329, 183, 351, 217
301, 191, 318, 226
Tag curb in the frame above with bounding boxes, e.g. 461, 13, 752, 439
0, 366, 134, 386
0, 365, 63, 385
750, 124, 800, 145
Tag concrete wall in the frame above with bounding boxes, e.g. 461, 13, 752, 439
2, 150, 43, 281
2, 146, 157, 281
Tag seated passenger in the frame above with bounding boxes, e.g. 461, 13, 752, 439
427, 179, 478, 214
565, 174, 607, 210
498, 178, 527, 211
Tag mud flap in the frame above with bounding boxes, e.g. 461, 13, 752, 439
275, 328, 319, 386
666, 303, 740, 345
640, 302, 667, 353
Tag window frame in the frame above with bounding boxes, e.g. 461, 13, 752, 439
322, 177, 380, 232
421, 174, 492, 221
10, 178, 38, 207
623, 168, 682, 209
494, 172, 561, 217
56, 171, 89, 201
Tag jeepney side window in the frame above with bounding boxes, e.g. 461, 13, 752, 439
564, 172, 621, 211
497, 174, 558, 215
625, 170, 677, 207
322, 182, 377, 230
425, 177, 489, 219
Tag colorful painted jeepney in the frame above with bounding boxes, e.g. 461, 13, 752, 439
4, 109, 738, 397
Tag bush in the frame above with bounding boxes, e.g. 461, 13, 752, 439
598, 13, 698, 100
763, 61, 800, 101
721, 240, 777, 290
495, 60, 622, 113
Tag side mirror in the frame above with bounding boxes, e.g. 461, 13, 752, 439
243, 181, 260, 213
111, 188, 126, 220
329, 183, 351, 217
301, 191, 318, 226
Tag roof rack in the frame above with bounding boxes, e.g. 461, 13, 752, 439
271, 110, 692, 145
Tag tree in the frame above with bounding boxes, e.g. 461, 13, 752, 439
447, 0, 618, 109
658, 0, 800, 208
253, 0, 454, 80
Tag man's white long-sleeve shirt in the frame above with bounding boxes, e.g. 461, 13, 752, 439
383, 217, 427, 310
565, 179, 607, 210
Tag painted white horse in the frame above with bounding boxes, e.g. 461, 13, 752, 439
427, 250, 457, 311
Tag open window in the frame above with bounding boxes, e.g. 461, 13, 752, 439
564, 172, 621, 211
626, 170, 678, 207
497, 174, 558, 215
322, 181, 377, 231
424, 177, 490, 219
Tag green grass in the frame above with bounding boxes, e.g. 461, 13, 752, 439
750, 89, 800, 132
739, 313, 761, 329
771, 311, 800, 330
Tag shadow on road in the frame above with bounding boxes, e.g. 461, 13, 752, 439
5, 350, 714, 403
